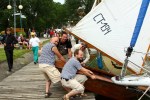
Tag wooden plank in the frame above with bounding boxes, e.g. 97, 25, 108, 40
0, 62, 95, 100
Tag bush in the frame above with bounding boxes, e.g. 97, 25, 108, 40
17, 32, 26, 37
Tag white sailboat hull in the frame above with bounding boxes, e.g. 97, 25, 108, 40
111, 75, 150, 86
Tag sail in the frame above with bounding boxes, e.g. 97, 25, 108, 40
71, 0, 150, 73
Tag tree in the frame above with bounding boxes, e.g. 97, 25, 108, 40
64, 0, 94, 24
0, 0, 95, 33
21, 0, 54, 31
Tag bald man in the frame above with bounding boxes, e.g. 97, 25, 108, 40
39, 37, 66, 98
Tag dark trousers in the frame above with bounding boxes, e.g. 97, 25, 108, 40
5, 49, 13, 71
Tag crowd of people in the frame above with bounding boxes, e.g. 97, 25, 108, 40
0, 27, 42, 73
0, 27, 95, 100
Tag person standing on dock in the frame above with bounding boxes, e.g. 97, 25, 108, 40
29, 32, 41, 64
61, 49, 96, 100
39, 37, 66, 98
3, 28, 18, 73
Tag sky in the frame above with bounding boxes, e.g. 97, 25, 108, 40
53, 0, 65, 4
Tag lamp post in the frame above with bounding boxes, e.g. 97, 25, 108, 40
19, 4, 23, 33
7, 0, 23, 36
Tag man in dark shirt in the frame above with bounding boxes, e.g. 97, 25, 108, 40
2, 28, 18, 73
57, 32, 72, 59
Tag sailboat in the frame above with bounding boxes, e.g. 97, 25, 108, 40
55, 0, 150, 99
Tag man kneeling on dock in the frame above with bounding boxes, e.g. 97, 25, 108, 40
61, 49, 96, 100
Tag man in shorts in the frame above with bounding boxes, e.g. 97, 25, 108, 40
39, 37, 66, 98
61, 49, 96, 100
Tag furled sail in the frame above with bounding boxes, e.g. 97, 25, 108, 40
130, 0, 150, 48
70, 0, 150, 73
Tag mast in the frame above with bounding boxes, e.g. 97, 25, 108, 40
91, 0, 101, 10
120, 0, 150, 79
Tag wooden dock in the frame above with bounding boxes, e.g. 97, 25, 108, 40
0, 62, 95, 100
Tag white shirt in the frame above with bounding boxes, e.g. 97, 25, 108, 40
29, 37, 40, 47
70, 35, 76, 46
71, 44, 90, 63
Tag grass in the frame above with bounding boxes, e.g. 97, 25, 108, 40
0, 39, 50, 63
0, 48, 30, 63
42, 39, 50, 45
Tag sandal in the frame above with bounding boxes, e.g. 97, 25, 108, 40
45, 92, 52, 98
62, 95, 69, 100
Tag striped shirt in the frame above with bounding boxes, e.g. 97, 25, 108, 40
39, 43, 55, 65
61, 57, 82, 79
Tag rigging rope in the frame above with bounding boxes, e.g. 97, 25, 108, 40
124, 47, 150, 55
138, 86, 150, 100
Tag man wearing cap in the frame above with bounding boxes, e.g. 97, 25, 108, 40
71, 42, 90, 66
29, 32, 41, 64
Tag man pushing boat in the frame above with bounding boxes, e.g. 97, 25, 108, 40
61, 49, 96, 100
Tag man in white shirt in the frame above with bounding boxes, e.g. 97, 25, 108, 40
29, 32, 41, 64
71, 42, 90, 66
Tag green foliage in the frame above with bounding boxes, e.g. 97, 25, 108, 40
17, 31, 26, 37
0, 48, 30, 63
0, 0, 95, 32
0, 48, 6, 62
65, 0, 94, 24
